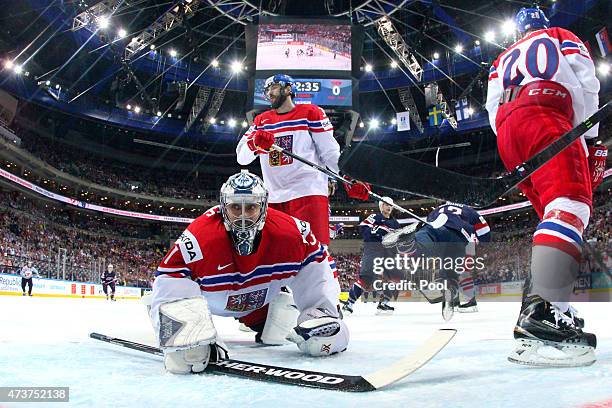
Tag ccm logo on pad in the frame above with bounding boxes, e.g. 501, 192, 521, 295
527, 88, 568, 98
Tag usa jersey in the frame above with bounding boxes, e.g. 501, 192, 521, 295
360, 213, 401, 243
151, 206, 340, 321
486, 27, 600, 139
101, 271, 116, 284
236, 104, 340, 203
427, 204, 491, 243
20, 266, 37, 279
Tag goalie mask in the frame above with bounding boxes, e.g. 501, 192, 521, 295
220, 170, 269, 256
264, 74, 297, 109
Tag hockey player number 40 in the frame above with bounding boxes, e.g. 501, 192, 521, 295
502, 38, 559, 89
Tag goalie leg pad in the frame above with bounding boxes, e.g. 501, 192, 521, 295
260, 290, 299, 345
286, 307, 349, 356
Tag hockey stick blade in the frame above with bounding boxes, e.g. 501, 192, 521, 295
90, 329, 455, 392
339, 101, 610, 207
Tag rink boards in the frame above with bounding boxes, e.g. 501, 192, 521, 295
2, 272, 610, 302
0, 273, 142, 299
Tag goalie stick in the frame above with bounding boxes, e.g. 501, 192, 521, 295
339, 101, 611, 208
90, 329, 456, 392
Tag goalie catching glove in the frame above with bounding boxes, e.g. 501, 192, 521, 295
286, 307, 349, 356
156, 297, 228, 374
381, 222, 420, 254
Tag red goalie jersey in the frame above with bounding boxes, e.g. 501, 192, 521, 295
151, 206, 340, 321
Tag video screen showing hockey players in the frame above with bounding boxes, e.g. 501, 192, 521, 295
256, 23, 351, 71
253, 78, 352, 107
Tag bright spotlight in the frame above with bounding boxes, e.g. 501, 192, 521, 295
13, 65, 23, 74
484, 31, 495, 43
467, 107, 474, 115
241, 120, 248, 128
433, 52, 440, 59
391, 118, 397, 125
209, 117, 216, 124
45, 80, 51, 86
150, 44, 156, 50
134, 106, 141, 113
369, 119, 379, 128
358, 122, 364, 128
475, 40, 481, 46
231, 61, 242, 73
4, 60, 14, 70
597, 62, 610, 76
126, 104, 132, 110
156, 111, 162, 116
211, 59, 219, 67
390, 60, 398, 68
97, 16, 110, 30
455, 44, 463, 53
169, 49, 177, 58
502, 20, 516, 37
364, 64, 373, 72
117, 28, 127, 38
228, 118, 237, 128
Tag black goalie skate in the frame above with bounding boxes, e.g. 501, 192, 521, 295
508, 295, 596, 367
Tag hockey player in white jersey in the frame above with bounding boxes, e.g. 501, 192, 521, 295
148, 171, 349, 374
236, 74, 369, 246
485, 7, 606, 366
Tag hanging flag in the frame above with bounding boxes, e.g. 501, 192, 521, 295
596, 27, 611, 57
396, 111, 411, 131
455, 98, 470, 121
428, 104, 443, 127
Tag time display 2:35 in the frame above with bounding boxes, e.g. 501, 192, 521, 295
294, 81, 321, 92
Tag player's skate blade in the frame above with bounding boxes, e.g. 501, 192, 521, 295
340, 300, 354, 315
456, 297, 478, 313
508, 338, 596, 367
239, 323, 255, 332
375, 303, 394, 316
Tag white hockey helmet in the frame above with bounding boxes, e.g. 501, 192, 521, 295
220, 170, 269, 256
379, 196, 394, 212
107, 264, 114, 272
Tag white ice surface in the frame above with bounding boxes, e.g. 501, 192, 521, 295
1, 296, 611, 408
256, 44, 351, 71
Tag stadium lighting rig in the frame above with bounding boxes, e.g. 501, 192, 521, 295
375, 16, 424, 82
123, 0, 204, 60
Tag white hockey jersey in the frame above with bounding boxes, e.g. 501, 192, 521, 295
236, 104, 340, 203
486, 27, 600, 139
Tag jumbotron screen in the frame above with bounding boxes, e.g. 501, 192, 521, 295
256, 23, 351, 71
253, 78, 352, 107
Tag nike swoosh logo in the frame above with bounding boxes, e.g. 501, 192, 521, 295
217, 263, 233, 270
261, 119, 269, 123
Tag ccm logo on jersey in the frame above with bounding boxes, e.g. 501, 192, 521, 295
176, 230, 203, 262
527, 88, 568, 98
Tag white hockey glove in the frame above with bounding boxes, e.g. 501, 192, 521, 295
286, 307, 349, 356
382, 223, 419, 254
156, 297, 228, 374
